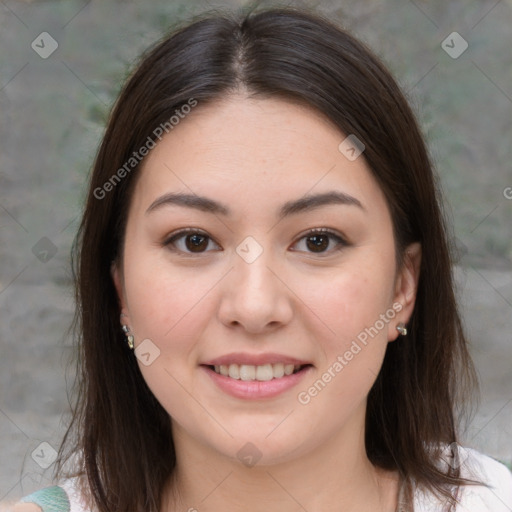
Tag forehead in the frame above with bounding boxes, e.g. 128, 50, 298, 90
130, 94, 387, 218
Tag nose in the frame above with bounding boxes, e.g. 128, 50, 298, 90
217, 243, 294, 334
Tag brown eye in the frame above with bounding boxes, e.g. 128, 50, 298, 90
185, 233, 209, 252
292, 229, 348, 255
164, 229, 220, 254
305, 234, 330, 252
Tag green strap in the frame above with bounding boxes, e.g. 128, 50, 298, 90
20, 485, 71, 512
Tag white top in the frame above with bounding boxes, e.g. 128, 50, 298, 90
413, 447, 512, 511
42, 448, 512, 511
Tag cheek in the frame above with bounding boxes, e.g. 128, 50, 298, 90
300, 262, 395, 348
293, 256, 396, 414
117, 226, 227, 426
122, 254, 221, 420
122, 249, 225, 378
294, 270, 394, 424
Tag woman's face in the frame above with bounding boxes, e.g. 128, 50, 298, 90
112, 94, 420, 466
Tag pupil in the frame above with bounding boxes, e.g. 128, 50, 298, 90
306, 234, 328, 252
186, 234, 208, 252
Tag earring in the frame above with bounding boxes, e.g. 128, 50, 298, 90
396, 322, 407, 336
122, 324, 135, 350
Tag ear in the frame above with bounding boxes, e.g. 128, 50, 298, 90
111, 260, 130, 323
388, 242, 421, 341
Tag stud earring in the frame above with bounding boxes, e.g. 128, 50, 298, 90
122, 324, 135, 350
396, 322, 407, 336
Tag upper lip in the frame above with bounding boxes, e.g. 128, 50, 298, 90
202, 352, 312, 367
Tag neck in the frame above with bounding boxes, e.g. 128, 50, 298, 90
162, 409, 400, 512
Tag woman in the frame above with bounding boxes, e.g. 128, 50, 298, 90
10, 5, 512, 512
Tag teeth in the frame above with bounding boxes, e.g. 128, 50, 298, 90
284, 364, 294, 376
239, 364, 256, 381
273, 363, 285, 379
255, 364, 273, 381
212, 363, 304, 381
228, 365, 240, 379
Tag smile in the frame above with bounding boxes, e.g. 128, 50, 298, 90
201, 363, 313, 400
209, 363, 308, 381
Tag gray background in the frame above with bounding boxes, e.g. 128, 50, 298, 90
0, 0, 511, 502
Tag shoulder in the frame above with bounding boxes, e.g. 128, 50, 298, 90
457, 447, 512, 510
14, 476, 94, 512
413, 446, 512, 511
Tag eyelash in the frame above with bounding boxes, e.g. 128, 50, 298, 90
163, 227, 349, 256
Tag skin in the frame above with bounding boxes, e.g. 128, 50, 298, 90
6, 504, 40, 512
111, 93, 421, 512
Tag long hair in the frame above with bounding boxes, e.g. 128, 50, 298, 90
54, 6, 479, 511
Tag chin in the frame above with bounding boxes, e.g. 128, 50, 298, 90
211, 429, 312, 468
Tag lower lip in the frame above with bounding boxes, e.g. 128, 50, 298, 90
201, 365, 313, 400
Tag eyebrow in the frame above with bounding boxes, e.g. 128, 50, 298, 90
146, 192, 230, 216
145, 191, 364, 217
279, 191, 364, 217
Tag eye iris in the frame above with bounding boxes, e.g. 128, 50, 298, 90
306, 234, 329, 252
186, 234, 208, 252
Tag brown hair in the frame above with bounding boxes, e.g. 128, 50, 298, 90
55, 5, 479, 511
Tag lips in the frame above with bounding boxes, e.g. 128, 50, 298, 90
201, 363, 313, 399
209, 362, 308, 381
202, 352, 311, 367
200, 352, 313, 399
201, 353, 312, 382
